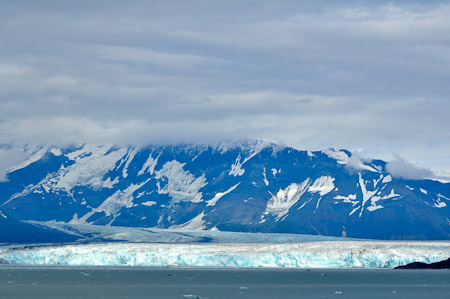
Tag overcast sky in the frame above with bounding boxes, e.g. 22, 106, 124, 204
0, 0, 449, 179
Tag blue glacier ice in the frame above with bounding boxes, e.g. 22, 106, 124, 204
1, 241, 449, 268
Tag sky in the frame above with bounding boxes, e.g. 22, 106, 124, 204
0, 0, 449, 180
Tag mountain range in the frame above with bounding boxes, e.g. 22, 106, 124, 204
1, 140, 449, 241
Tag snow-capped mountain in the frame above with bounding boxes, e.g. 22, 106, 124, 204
1, 140, 450, 240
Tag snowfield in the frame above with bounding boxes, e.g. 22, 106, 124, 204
1, 240, 449, 268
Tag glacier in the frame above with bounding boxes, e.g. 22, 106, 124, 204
1, 241, 449, 268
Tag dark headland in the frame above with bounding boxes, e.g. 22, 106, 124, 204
395, 257, 450, 269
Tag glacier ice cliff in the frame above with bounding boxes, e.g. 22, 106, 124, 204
1, 241, 449, 269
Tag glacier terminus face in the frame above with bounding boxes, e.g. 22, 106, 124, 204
1, 240, 449, 269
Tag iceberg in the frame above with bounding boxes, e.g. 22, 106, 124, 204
1, 241, 449, 268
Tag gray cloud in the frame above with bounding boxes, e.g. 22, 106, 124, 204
0, 146, 28, 182
0, 1, 450, 175
386, 155, 434, 180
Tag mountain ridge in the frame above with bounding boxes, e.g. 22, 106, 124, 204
1, 140, 449, 240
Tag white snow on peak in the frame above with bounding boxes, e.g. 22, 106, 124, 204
170, 212, 206, 230
434, 200, 447, 208
7, 146, 48, 173
155, 160, 207, 204
241, 141, 266, 164
227, 141, 267, 177
334, 194, 358, 206
5, 146, 127, 204
55, 145, 128, 193
66, 144, 99, 160
262, 167, 269, 186
308, 176, 335, 196
214, 139, 269, 154
420, 188, 428, 195
138, 152, 160, 176
358, 173, 400, 217
102, 176, 119, 189
382, 175, 392, 184
367, 205, 384, 212
229, 155, 245, 176
359, 173, 377, 217
122, 148, 139, 178
50, 148, 62, 156
322, 149, 349, 164
438, 194, 450, 201
264, 179, 310, 221
206, 183, 240, 207
74, 180, 148, 225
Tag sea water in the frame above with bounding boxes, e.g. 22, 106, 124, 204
1, 266, 450, 298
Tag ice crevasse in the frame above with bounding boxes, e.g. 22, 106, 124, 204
1, 241, 450, 268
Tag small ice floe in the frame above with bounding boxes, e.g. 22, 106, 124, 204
334, 291, 342, 295
239, 286, 249, 289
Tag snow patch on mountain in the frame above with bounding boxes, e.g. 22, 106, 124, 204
155, 160, 207, 204
50, 148, 62, 156
382, 175, 392, 183
335, 194, 358, 208
262, 167, 269, 186
229, 155, 245, 176
122, 148, 139, 178
74, 180, 149, 225
206, 183, 240, 207
434, 200, 447, 208
263, 179, 310, 221
138, 152, 160, 176
170, 212, 206, 230
358, 174, 400, 216
308, 176, 335, 196
55, 146, 127, 193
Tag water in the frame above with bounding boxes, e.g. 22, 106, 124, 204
1, 266, 449, 298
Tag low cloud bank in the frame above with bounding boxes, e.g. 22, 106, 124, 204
386, 155, 434, 180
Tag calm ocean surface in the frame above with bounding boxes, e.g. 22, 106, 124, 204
1, 266, 449, 298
